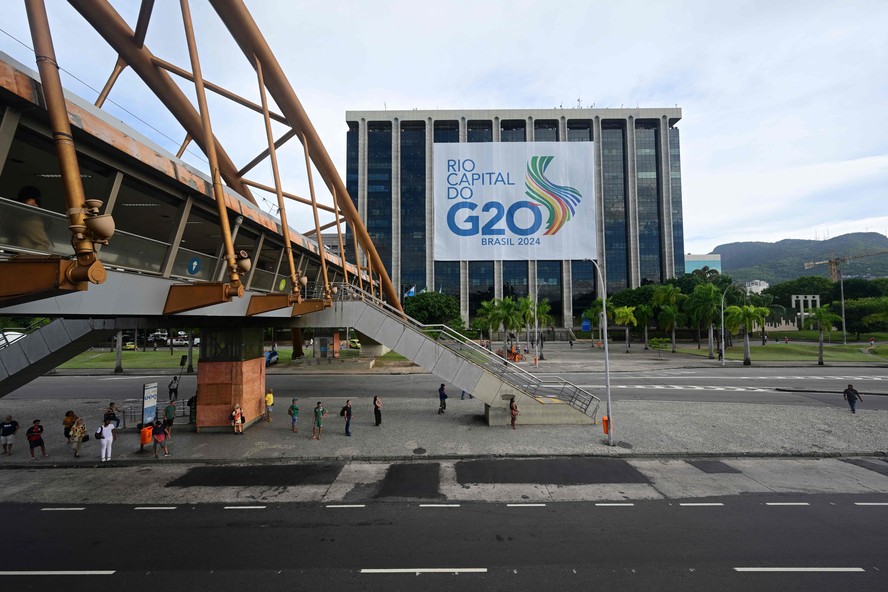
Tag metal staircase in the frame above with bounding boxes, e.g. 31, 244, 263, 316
295, 284, 600, 423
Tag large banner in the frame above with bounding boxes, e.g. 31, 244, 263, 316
433, 142, 596, 261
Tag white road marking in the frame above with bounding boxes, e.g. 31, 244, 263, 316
326, 504, 366, 508
0, 570, 116, 576
595, 503, 635, 507
854, 502, 888, 506
361, 568, 487, 574
134, 507, 177, 510
40, 507, 84, 511
223, 506, 266, 510
734, 567, 864, 573
419, 504, 460, 508
506, 503, 546, 507
765, 502, 810, 506
680, 503, 724, 507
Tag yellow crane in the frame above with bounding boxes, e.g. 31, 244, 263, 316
804, 249, 888, 281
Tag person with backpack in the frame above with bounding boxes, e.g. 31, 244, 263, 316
26, 419, 48, 460
340, 400, 353, 437
288, 399, 300, 433
168, 376, 179, 402
95, 417, 116, 462
103, 402, 120, 429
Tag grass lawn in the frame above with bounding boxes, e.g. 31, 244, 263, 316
681, 342, 888, 363
59, 350, 196, 369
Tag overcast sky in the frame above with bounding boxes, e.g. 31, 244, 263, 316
2, 0, 887, 254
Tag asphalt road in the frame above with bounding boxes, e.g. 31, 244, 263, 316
4, 494, 887, 591
8, 367, 888, 411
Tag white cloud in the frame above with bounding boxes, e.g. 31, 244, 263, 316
2, 0, 887, 259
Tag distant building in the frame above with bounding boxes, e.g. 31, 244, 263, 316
685, 253, 721, 274
346, 107, 686, 326
745, 280, 769, 294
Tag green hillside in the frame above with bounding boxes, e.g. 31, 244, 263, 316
713, 232, 888, 284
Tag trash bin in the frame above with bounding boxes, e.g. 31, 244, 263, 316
140, 426, 153, 446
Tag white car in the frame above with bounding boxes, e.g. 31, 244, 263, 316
0, 331, 26, 347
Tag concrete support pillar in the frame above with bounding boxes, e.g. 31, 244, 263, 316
625, 117, 640, 288
494, 260, 503, 300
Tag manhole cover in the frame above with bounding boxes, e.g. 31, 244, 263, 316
413, 447, 427, 455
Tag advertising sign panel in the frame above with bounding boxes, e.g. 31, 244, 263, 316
433, 142, 596, 261
142, 382, 158, 426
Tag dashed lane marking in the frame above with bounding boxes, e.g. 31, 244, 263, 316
40, 508, 84, 511
854, 502, 888, 506
419, 504, 460, 508
361, 568, 487, 574
595, 503, 635, 507
0, 571, 116, 576
134, 507, 177, 510
223, 506, 266, 510
765, 502, 810, 506
506, 503, 546, 507
734, 567, 864, 573
326, 504, 366, 508
680, 503, 724, 507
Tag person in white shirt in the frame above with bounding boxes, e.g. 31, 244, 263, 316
96, 417, 116, 462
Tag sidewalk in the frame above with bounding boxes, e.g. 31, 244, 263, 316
3, 343, 886, 466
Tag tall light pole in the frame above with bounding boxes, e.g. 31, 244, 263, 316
533, 282, 540, 367
591, 260, 613, 446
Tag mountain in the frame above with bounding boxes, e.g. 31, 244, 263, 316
711, 232, 888, 284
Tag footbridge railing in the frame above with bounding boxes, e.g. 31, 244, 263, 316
332, 284, 600, 419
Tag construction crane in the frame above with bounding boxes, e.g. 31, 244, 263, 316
804, 249, 888, 281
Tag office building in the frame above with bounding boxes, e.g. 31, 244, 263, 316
346, 108, 685, 326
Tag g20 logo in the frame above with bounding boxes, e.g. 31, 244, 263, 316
446, 201, 542, 236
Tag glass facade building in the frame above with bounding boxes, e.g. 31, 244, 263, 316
346, 108, 684, 327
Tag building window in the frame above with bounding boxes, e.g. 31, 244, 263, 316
400, 121, 425, 291
635, 120, 661, 285
469, 261, 494, 320
601, 121, 628, 292
567, 119, 593, 142
434, 120, 459, 144
503, 260, 528, 300
534, 119, 559, 142
537, 260, 563, 326
669, 126, 685, 276
500, 120, 526, 142
434, 261, 460, 298
367, 121, 392, 275
571, 260, 596, 326
345, 121, 359, 263
467, 120, 493, 143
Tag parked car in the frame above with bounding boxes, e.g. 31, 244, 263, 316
192, 337, 200, 346
264, 350, 279, 367
170, 338, 188, 347
123, 341, 136, 351
348, 338, 361, 349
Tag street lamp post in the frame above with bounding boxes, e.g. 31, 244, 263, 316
590, 260, 613, 446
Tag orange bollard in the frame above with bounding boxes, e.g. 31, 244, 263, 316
602, 415, 609, 435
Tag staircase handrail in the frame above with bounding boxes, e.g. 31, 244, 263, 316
0, 317, 52, 350
334, 283, 600, 418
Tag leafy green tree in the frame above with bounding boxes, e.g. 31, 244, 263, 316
725, 304, 771, 366
582, 299, 610, 346
497, 297, 524, 355
803, 306, 842, 365
838, 297, 888, 339
748, 292, 787, 344
475, 300, 500, 340
517, 296, 535, 352
830, 278, 881, 302
609, 284, 656, 309
403, 292, 461, 326
653, 285, 686, 353
612, 306, 637, 353
685, 283, 721, 359
634, 304, 654, 350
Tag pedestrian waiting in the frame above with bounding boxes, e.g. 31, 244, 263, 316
26, 419, 48, 460
843, 384, 862, 414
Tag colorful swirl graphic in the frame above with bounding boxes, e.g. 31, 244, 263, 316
524, 156, 583, 235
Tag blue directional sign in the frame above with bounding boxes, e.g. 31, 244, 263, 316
581, 319, 591, 332
187, 257, 201, 275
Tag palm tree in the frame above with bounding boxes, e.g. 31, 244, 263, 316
725, 304, 771, 366
653, 285, 686, 352
750, 293, 787, 345
582, 299, 609, 347
804, 306, 842, 366
535, 298, 555, 356
497, 297, 523, 356
612, 306, 637, 353
657, 304, 684, 353
634, 304, 654, 350
685, 284, 721, 359
475, 299, 499, 341
517, 296, 535, 352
